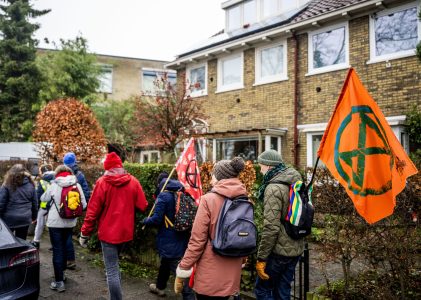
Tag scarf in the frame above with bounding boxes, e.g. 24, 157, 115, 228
257, 163, 287, 201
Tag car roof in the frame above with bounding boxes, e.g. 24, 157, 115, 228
0, 218, 22, 250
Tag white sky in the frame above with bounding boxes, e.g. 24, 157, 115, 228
33, 0, 226, 62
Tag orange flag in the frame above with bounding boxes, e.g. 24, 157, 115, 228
317, 68, 418, 224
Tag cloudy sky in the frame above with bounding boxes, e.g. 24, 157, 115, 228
33, 0, 226, 62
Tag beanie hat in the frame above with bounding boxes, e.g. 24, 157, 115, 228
63, 152, 77, 167
257, 150, 283, 166
103, 152, 123, 170
156, 171, 169, 187
213, 157, 245, 181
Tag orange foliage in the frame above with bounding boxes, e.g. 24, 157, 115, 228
33, 98, 106, 164
200, 161, 256, 197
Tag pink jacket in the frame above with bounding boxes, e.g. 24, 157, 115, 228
179, 178, 247, 297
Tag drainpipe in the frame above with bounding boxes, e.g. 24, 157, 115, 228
293, 32, 300, 167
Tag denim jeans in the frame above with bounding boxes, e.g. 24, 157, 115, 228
255, 254, 300, 300
156, 257, 195, 300
101, 241, 124, 300
66, 232, 75, 261
48, 227, 73, 282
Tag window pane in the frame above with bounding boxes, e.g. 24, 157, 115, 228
222, 56, 242, 85
216, 139, 258, 161
190, 66, 205, 92
150, 152, 159, 163
312, 135, 325, 167
261, 45, 283, 77
280, 0, 296, 12
312, 27, 346, 68
142, 71, 156, 93
262, 0, 278, 18
270, 137, 278, 151
244, 0, 257, 25
228, 5, 241, 31
98, 66, 112, 93
374, 7, 418, 56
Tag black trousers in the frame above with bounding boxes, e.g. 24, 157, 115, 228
11, 226, 29, 240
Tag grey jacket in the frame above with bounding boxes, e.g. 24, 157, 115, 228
0, 177, 37, 229
41, 175, 87, 228
257, 167, 304, 259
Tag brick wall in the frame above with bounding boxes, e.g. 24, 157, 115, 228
181, 15, 421, 168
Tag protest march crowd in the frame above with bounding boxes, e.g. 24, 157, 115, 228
0, 146, 308, 300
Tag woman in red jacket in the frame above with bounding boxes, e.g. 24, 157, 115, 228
79, 152, 148, 300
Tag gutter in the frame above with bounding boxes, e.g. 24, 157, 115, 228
293, 32, 300, 167
166, 0, 383, 68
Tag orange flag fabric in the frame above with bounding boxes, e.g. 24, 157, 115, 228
317, 68, 418, 224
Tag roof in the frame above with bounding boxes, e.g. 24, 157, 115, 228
0, 143, 40, 161
170, 0, 376, 64
291, 0, 370, 23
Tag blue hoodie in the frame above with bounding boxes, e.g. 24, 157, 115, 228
143, 179, 191, 258
70, 165, 91, 201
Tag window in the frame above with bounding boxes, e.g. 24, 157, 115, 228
308, 23, 349, 74
186, 63, 207, 97
369, 3, 420, 62
217, 52, 244, 92
215, 138, 258, 161
98, 65, 113, 94
140, 151, 160, 164
142, 69, 176, 95
262, 0, 278, 19
226, 0, 257, 32
255, 41, 287, 84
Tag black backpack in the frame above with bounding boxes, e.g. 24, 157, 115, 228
172, 191, 198, 232
211, 192, 257, 257
269, 180, 314, 240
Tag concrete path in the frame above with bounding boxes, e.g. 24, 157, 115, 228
37, 232, 182, 300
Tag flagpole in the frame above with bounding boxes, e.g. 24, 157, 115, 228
141, 166, 176, 230
307, 156, 320, 189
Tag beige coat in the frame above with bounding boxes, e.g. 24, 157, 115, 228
179, 178, 247, 297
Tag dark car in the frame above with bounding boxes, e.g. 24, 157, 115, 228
0, 218, 40, 299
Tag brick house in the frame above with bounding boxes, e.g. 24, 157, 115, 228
166, 0, 421, 168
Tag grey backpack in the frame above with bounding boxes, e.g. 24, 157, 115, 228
211, 192, 257, 257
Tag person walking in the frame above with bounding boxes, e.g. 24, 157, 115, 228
41, 165, 87, 292
0, 164, 38, 240
31, 164, 55, 248
254, 150, 303, 300
63, 152, 91, 269
174, 157, 247, 300
79, 152, 148, 300
143, 173, 195, 299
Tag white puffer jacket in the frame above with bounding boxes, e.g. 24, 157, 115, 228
41, 175, 87, 228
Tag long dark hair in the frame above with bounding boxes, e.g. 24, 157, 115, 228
3, 164, 34, 191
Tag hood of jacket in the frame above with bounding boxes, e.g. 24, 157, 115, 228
42, 171, 55, 182
158, 178, 183, 192
211, 178, 247, 199
103, 173, 132, 186
269, 167, 302, 185
54, 175, 78, 187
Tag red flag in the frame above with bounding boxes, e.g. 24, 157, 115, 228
176, 138, 202, 204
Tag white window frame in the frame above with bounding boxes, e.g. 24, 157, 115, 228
140, 150, 161, 164
186, 62, 207, 98
141, 68, 177, 96
216, 52, 244, 93
368, 1, 421, 64
307, 22, 350, 76
254, 40, 288, 85
298, 115, 409, 167
98, 64, 113, 94
226, 0, 258, 32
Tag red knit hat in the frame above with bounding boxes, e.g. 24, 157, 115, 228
103, 152, 123, 170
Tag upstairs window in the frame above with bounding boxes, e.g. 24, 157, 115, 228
142, 69, 176, 95
369, 2, 419, 62
186, 63, 207, 97
255, 41, 287, 84
98, 64, 113, 94
308, 22, 349, 74
217, 52, 244, 92
226, 0, 257, 31
262, 0, 278, 19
